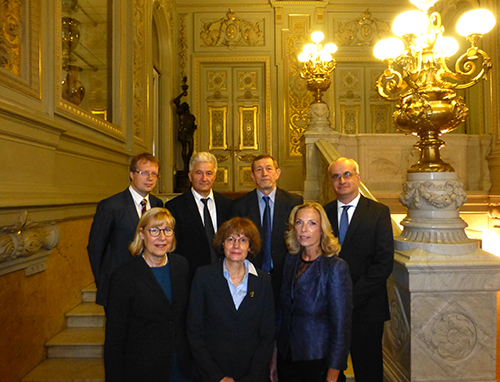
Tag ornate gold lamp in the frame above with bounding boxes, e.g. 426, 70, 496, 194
373, 0, 495, 172
298, 31, 338, 103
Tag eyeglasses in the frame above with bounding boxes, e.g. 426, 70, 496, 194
331, 171, 356, 181
225, 236, 249, 245
135, 170, 160, 179
148, 227, 174, 237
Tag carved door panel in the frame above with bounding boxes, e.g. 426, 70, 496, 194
199, 63, 267, 192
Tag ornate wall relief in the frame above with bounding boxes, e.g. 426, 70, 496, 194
133, 0, 147, 140
200, 9, 264, 48
0, 0, 41, 99
0, 211, 61, 277
334, 10, 391, 48
285, 16, 311, 158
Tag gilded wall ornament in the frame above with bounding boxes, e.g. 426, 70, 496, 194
334, 10, 391, 47
0, 0, 22, 76
179, 14, 187, 79
133, 0, 146, 139
200, 9, 264, 48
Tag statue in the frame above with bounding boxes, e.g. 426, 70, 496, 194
173, 77, 197, 173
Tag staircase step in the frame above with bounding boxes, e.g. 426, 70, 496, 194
66, 303, 105, 328
81, 283, 97, 303
46, 327, 105, 358
21, 358, 104, 382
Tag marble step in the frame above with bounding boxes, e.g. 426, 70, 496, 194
81, 283, 97, 303
66, 302, 105, 328
46, 327, 105, 358
21, 358, 104, 382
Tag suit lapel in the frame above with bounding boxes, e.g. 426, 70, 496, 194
272, 188, 288, 242
123, 189, 140, 228
249, 190, 262, 230
184, 192, 207, 237
343, 195, 368, 246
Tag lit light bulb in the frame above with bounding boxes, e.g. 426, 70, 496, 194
323, 43, 338, 54
303, 44, 317, 55
457, 9, 496, 37
311, 31, 325, 44
373, 38, 405, 60
392, 10, 428, 37
434, 36, 459, 58
298, 52, 310, 63
320, 52, 332, 62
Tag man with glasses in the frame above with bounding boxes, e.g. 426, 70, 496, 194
166, 152, 232, 281
87, 153, 164, 307
324, 157, 394, 382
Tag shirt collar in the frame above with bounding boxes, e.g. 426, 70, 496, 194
191, 187, 214, 203
129, 185, 149, 206
338, 193, 361, 209
223, 258, 258, 279
256, 187, 277, 204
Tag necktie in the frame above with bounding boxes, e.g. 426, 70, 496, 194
262, 195, 273, 273
201, 198, 217, 263
339, 205, 351, 246
140, 199, 147, 216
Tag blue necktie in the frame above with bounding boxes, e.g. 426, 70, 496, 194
262, 196, 273, 273
339, 205, 351, 246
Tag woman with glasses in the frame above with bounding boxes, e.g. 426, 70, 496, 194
187, 217, 275, 382
272, 202, 352, 382
104, 207, 192, 382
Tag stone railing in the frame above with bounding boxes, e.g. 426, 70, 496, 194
0, 211, 61, 276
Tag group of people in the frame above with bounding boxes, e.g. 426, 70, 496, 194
87, 151, 394, 382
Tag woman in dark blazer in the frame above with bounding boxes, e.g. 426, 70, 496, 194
274, 202, 352, 382
187, 217, 275, 382
104, 207, 192, 382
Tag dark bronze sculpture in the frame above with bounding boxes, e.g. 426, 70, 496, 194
173, 77, 197, 173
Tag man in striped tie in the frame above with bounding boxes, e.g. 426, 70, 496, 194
87, 153, 163, 308
324, 157, 394, 382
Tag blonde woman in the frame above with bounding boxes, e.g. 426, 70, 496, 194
105, 207, 192, 382
274, 202, 352, 382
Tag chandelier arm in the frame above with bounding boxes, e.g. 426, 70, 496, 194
454, 49, 492, 90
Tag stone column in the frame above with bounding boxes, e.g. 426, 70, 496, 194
384, 172, 500, 382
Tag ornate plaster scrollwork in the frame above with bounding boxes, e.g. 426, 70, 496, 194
0, 211, 60, 276
334, 9, 391, 47
200, 9, 264, 48
0, 0, 22, 76
399, 180, 467, 209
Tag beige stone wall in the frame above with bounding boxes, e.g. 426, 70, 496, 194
0, 218, 94, 382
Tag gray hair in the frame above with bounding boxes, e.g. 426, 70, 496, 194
189, 151, 218, 172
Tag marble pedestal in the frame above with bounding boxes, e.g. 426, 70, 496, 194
384, 172, 500, 382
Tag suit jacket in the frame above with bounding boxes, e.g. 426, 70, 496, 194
104, 253, 192, 382
165, 190, 232, 280
231, 188, 303, 299
276, 253, 352, 371
87, 188, 163, 306
187, 261, 275, 382
324, 194, 394, 323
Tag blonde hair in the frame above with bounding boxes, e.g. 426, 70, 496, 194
129, 207, 176, 255
285, 202, 340, 257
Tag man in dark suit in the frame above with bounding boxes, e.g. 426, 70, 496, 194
87, 153, 163, 307
165, 152, 232, 280
231, 154, 303, 299
324, 157, 394, 382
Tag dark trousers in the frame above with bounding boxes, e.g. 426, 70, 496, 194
277, 351, 327, 382
338, 321, 385, 382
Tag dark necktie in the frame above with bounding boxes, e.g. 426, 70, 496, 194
140, 199, 147, 216
201, 198, 217, 263
339, 205, 351, 246
262, 195, 273, 273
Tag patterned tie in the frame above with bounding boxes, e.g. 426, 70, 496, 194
201, 198, 217, 263
339, 205, 351, 246
262, 195, 273, 273
140, 199, 147, 216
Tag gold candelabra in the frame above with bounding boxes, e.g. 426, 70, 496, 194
374, 0, 495, 172
298, 32, 338, 103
